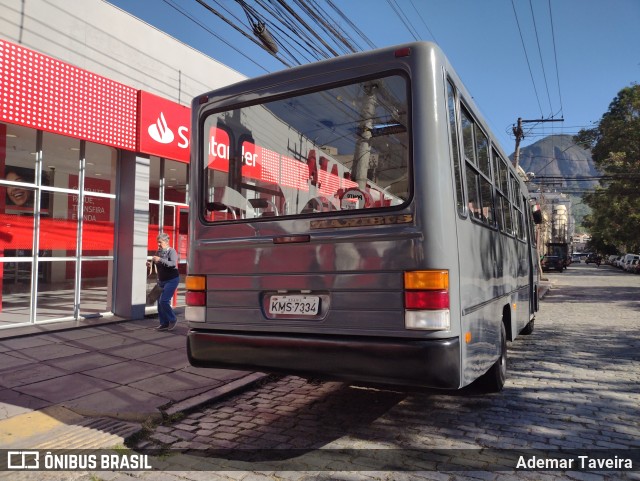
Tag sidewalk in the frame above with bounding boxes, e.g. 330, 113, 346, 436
0, 309, 267, 449
539, 278, 552, 299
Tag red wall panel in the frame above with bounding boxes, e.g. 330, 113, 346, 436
0, 40, 137, 150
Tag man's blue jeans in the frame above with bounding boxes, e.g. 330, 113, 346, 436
157, 276, 179, 326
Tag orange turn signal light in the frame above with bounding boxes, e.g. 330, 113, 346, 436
186, 275, 206, 291
404, 270, 449, 290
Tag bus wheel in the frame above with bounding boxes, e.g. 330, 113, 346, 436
521, 318, 535, 335
477, 322, 507, 393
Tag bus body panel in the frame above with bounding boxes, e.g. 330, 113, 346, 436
187, 42, 537, 390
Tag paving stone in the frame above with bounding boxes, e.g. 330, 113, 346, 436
134, 267, 640, 480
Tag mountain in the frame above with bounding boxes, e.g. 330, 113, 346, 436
512, 134, 599, 191
511, 134, 599, 232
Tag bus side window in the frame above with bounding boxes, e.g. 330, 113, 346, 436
475, 125, 491, 178
475, 126, 494, 225
446, 80, 465, 214
466, 165, 482, 220
460, 106, 480, 220
509, 173, 523, 239
461, 105, 495, 225
495, 155, 513, 235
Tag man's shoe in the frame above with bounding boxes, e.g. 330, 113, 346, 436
156, 325, 169, 331
168, 320, 177, 331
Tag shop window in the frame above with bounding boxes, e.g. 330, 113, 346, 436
86, 142, 117, 194
149, 156, 161, 201
79, 259, 113, 317
1, 127, 117, 326
148, 157, 189, 255
1, 124, 39, 325
1, 123, 38, 181
165, 160, 188, 203
81, 194, 115, 256
42, 132, 80, 179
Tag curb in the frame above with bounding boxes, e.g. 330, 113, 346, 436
163, 372, 270, 418
0, 373, 270, 450
539, 281, 552, 299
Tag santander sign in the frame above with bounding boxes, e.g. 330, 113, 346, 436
138, 91, 190, 163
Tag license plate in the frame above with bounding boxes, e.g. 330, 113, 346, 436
268, 295, 320, 316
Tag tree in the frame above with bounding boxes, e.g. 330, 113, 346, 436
574, 84, 640, 253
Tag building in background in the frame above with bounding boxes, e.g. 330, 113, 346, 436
529, 191, 574, 256
0, 0, 245, 329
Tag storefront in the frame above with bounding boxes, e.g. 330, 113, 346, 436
0, 39, 191, 329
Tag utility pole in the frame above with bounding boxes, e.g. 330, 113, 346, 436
512, 117, 564, 169
512, 118, 524, 169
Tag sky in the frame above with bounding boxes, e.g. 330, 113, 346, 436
107, 0, 640, 152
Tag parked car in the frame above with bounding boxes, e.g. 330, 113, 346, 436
625, 256, 640, 273
621, 254, 640, 271
571, 254, 582, 263
542, 255, 564, 272
585, 253, 601, 265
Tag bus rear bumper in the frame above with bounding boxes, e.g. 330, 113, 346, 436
187, 330, 461, 389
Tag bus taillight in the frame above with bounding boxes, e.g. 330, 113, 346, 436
185, 291, 206, 306
404, 270, 450, 330
185, 275, 206, 323
404, 290, 449, 309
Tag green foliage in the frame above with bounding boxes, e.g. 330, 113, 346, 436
575, 83, 640, 253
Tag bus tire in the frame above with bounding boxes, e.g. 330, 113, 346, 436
477, 322, 507, 393
521, 317, 535, 335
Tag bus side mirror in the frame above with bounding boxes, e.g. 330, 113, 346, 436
532, 209, 543, 224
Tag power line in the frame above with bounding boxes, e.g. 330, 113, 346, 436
311, 0, 369, 52
162, 0, 272, 73
548, 0, 564, 118
511, 0, 544, 117
294, 0, 357, 55
272, 0, 340, 57
531, 175, 639, 181
254, 0, 328, 64
409, 0, 439, 43
528, 0, 554, 116
325, 0, 376, 50
386, 0, 420, 41
193, 0, 292, 67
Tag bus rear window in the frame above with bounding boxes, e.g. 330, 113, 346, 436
201, 75, 409, 221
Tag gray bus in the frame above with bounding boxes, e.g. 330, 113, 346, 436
185, 42, 540, 392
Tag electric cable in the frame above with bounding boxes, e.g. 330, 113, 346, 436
386, 0, 420, 40
325, 0, 376, 50
529, 0, 554, 117
273, 0, 341, 57
409, 0, 439, 43
548, 0, 565, 118
511, 0, 544, 117
162, 0, 272, 73
294, 0, 357, 54
193, 0, 293, 66
309, 0, 369, 51
258, 0, 330, 61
